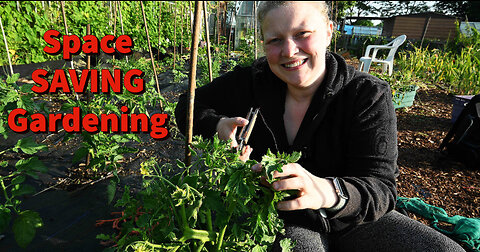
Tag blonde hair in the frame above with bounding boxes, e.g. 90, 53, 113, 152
256, 1, 331, 38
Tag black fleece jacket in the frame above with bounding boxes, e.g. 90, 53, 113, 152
175, 52, 399, 234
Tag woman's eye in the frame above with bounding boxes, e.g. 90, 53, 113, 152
267, 38, 280, 44
296, 31, 310, 38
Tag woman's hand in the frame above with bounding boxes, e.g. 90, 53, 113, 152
216, 117, 252, 161
252, 163, 339, 211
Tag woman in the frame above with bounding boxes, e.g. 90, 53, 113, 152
176, 2, 464, 251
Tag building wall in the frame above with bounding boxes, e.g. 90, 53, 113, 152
382, 18, 395, 37
382, 15, 458, 40
391, 16, 426, 39
423, 18, 457, 40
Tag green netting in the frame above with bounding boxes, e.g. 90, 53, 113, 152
397, 197, 480, 252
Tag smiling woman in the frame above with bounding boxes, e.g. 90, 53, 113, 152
175, 1, 466, 251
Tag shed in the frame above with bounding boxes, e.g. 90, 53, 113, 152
233, 1, 256, 50
382, 12, 459, 40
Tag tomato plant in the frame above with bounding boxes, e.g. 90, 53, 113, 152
98, 135, 297, 251
0, 74, 48, 248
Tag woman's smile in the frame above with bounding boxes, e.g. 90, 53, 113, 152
282, 58, 308, 70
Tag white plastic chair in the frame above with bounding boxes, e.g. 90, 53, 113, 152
358, 35, 407, 76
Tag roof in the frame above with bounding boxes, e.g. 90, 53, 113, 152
386, 12, 459, 20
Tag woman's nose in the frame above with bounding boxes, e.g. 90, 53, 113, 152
281, 39, 298, 58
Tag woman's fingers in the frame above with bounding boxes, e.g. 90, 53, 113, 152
277, 195, 313, 211
216, 117, 249, 147
239, 145, 253, 162
272, 176, 305, 191
251, 163, 262, 172
272, 163, 303, 179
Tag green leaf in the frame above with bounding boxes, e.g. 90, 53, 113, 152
136, 213, 150, 228
96, 233, 111, 241
72, 147, 88, 164
15, 156, 47, 173
6, 73, 20, 84
13, 137, 47, 155
0, 207, 12, 233
13, 210, 43, 248
11, 175, 26, 185
11, 184, 36, 197
107, 180, 117, 204
252, 245, 267, 252
19, 84, 34, 93
0, 161, 8, 167
280, 238, 296, 252
286, 152, 301, 163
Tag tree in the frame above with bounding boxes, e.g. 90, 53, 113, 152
353, 20, 374, 26
434, 1, 468, 17
434, 1, 480, 21
346, 1, 378, 18
374, 1, 431, 17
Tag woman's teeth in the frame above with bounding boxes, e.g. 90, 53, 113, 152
284, 59, 306, 68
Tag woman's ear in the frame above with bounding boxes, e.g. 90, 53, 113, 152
326, 21, 334, 46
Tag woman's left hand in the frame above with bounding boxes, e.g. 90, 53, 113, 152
269, 163, 339, 211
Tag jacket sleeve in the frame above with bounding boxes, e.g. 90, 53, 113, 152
328, 76, 398, 230
175, 66, 253, 138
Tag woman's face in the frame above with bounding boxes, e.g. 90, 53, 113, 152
262, 2, 333, 89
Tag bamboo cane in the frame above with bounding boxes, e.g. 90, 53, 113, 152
108, 1, 112, 26
61, 1, 74, 70
157, 1, 163, 61
140, 1, 163, 111
112, 1, 117, 61
86, 24, 92, 103
0, 15, 14, 76
85, 23, 92, 167
173, 2, 177, 70
203, 1, 213, 82
60, 1, 80, 101
180, 4, 184, 55
118, 1, 127, 62
189, 1, 193, 32
216, 3, 220, 45
185, 1, 203, 167
253, 1, 257, 59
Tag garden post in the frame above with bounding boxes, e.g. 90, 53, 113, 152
118, 1, 127, 62
157, 1, 163, 61
0, 15, 14, 75
140, 1, 163, 111
174, 2, 177, 70
203, 1, 213, 82
61, 1, 74, 70
185, 1, 203, 167
112, 1, 117, 60
420, 16, 431, 49
254, 1, 257, 59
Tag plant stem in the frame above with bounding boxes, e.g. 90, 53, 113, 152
180, 203, 189, 230
0, 178, 15, 213
215, 196, 235, 251
195, 241, 206, 252
206, 209, 213, 233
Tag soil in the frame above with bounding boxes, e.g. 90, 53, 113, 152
0, 58, 479, 251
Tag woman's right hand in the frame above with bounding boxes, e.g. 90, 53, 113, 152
216, 117, 252, 161
216, 117, 249, 147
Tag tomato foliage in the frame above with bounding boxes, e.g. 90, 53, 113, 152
99, 135, 297, 251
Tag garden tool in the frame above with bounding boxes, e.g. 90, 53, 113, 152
237, 107, 259, 153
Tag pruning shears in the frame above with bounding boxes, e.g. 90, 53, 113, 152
237, 107, 259, 153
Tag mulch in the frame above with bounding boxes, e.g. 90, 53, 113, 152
395, 85, 480, 221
